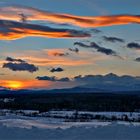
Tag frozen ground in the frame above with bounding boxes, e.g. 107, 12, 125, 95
0, 115, 140, 140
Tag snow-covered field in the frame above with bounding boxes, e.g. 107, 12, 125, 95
1, 109, 140, 121
0, 114, 140, 140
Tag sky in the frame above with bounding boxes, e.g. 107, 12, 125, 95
1, 0, 140, 89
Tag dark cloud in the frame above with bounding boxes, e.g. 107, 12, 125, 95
3, 57, 38, 73
3, 62, 39, 73
36, 76, 56, 81
53, 52, 69, 57
0, 20, 91, 40
90, 29, 102, 33
36, 76, 70, 82
68, 48, 79, 53
127, 42, 140, 49
102, 36, 125, 43
50, 67, 64, 73
74, 42, 118, 56
74, 42, 90, 48
135, 57, 140, 62
6, 57, 25, 63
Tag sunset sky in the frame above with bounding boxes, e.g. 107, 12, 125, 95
1, 0, 140, 89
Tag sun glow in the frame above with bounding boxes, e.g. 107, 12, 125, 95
0, 80, 53, 90
5, 81, 23, 89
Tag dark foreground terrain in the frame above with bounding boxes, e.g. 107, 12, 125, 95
0, 89, 140, 112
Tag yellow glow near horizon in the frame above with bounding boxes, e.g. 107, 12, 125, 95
5, 81, 23, 89
0, 80, 52, 90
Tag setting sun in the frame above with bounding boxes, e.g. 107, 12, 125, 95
5, 81, 23, 89
0, 80, 52, 90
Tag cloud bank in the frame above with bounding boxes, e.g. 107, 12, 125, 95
36, 73, 140, 91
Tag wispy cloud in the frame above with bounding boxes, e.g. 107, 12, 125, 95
0, 5, 140, 28
2, 49, 109, 66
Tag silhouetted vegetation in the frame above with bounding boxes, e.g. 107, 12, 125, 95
0, 90, 140, 112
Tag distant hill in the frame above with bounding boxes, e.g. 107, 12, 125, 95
0, 86, 140, 95
1, 73, 140, 94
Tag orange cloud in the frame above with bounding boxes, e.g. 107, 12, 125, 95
21, 57, 90, 66
0, 20, 90, 40
36, 14, 140, 28
1, 6, 140, 28
2, 49, 109, 67
47, 49, 69, 57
